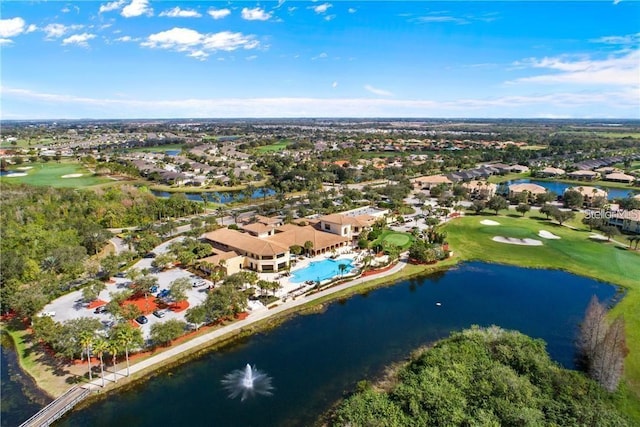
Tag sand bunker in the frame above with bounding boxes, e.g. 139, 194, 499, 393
492, 236, 543, 246
17, 166, 33, 170
481, 220, 500, 226
61, 173, 83, 178
589, 233, 608, 241
4, 172, 27, 177
538, 230, 561, 239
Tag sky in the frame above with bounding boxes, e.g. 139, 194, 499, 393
0, 1, 639, 119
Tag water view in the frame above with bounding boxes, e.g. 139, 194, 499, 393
290, 258, 355, 284
151, 188, 275, 204
505, 179, 636, 200
44, 262, 615, 427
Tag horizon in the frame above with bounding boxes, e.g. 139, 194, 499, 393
1, 1, 639, 120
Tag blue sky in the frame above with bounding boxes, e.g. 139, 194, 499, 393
1, 1, 638, 119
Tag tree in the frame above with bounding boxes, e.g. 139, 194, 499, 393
107, 338, 120, 383
599, 225, 619, 242
338, 263, 348, 278
471, 200, 486, 215
79, 330, 95, 381
112, 323, 143, 377
563, 189, 584, 209
515, 203, 531, 217
539, 203, 554, 219
582, 215, 604, 231
551, 208, 574, 226
185, 305, 207, 330
303, 240, 314, 256
152, 252, 175, 270
487, 196, 508, 215
169, 277, 191, 303
150, 319, 186, 347
93, 338, 108, 387
82, 280, 106, 303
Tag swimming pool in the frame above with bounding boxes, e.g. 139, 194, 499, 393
290, 258, 355, 284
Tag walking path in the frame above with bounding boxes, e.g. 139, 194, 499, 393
84, 256, 409, 391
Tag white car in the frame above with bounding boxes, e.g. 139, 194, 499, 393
38, 311, 56, 318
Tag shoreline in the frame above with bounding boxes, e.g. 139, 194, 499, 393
2, 256, 455, 403
3, 214, 639, 418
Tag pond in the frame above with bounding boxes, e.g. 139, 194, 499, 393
504, 179, 636, 200
151, 188, 275, 204
5, 263, 618, 426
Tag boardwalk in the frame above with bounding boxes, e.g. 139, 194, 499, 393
19, 386, 90, 427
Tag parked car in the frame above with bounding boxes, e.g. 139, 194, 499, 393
94, 305, 108, 314
149, 285, 159, 293
143, 252, 157, 259
153, 310, 166, 318
158, 289, 170, 299
38, 311, 56, 318
135, 315, 148, 325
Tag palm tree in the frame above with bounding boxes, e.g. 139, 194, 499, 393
114, 324, 143, 377
338, 263, 348, 278
93, 338, 108, 387
107, 338, 120, 383
304, 240, 314, 257
79, 331, 94, 381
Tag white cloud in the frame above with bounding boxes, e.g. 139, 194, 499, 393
416, 16, 468, 24
246, 55, 257, 61
332, 81, 338, 88
510, 50, 640, 87
241, 7, 272, 21
114, 35, 134, 42
208, 8, 231, 20
62, 33, 96, 47
160, 7, 202, 18
141, 27, 260, 58
99, 0, 125, 13
189, 50, 208, 61
26, 24, 38, 33
121, 0, 153, 18
43, 24, 84, 39
311, 3, 332, 14
591, 32, 640, 46
0, 38, 14, 45
0, 17, 26, 38
365, 84, 393, 96
4, 85, 638, 119
3, 85, 638, 119
348, 8, 357, 14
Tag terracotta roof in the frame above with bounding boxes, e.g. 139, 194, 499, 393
199, 250, 241, 265
241, 222, 275, 234
462, 181, 497, 191
318, 213, 367, 227
508, 183, 547, 194
412, 175, 452, 184
541, 167, 565, 175
567, 186, 607, 198
568, 170, 598, 176
605, 172, 635, 182
204, 228, 289, 256
269, 224, 349, 250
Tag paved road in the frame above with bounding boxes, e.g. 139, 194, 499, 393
84, 256, 409, 391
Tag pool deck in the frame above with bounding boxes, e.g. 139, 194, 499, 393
257, 247, 365, 299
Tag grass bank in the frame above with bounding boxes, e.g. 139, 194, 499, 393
443, 214, 640, 418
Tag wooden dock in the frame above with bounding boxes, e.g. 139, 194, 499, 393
19, 386, 91, 427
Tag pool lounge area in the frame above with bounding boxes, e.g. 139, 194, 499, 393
290, 258, 356, 284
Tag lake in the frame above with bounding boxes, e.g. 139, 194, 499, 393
5, 263, 618, 426
151, 188, 275, 204
503, 179, 636, 200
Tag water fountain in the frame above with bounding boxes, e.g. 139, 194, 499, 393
221, 364, 274, 401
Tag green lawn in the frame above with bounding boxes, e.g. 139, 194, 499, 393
254, 141, 289, 153
443, 214, 640, 413
373, 230, 415, 249
0, 162, 110, 188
